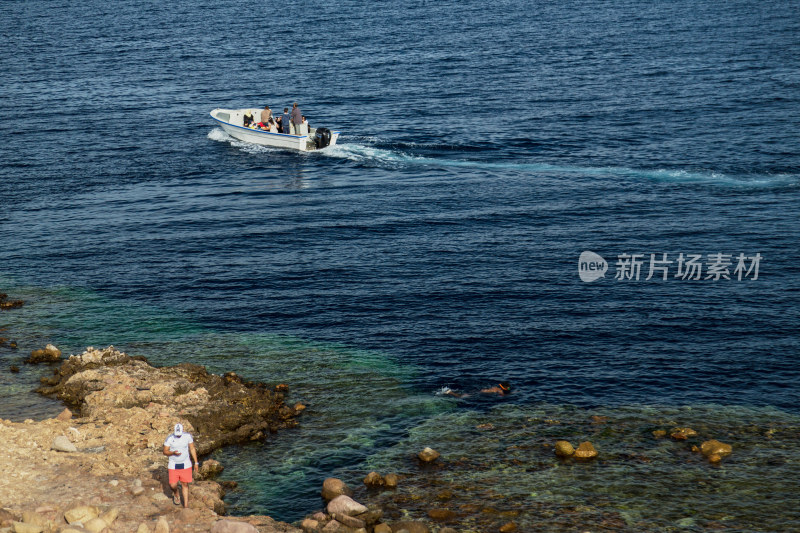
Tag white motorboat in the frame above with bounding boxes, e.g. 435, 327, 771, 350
209, 108, 340, 152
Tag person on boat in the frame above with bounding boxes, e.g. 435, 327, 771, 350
243, 111, 255, 128
268, 117, 278, 133
281, 108, 291, 134
291, 103, 302, 135
300, 115, 309, 135
260, 105, 272, 124
163, 423, 199, 508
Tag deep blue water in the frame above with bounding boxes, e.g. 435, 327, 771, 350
2, 0, 800, 528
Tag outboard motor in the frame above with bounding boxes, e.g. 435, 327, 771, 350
314, 128, 332, 149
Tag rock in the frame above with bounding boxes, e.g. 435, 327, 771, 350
439, 529, 458, 533
321, 478, 352, 501
175, 509, 198, 523
12, 522, 42, 533
355, 507, 382, 527
198, 459, 224, 479
83, 518, 107, 533
294, 403, 306, 413
64, 506, 99, 525
51, 435, 77, 453
136, 523, 151, 533
427, 509, 455, 522
670, 427, 697, 440
373, 525, 392, 533
56, 408, 73, 421
61, 529, 87, 533
390, 522, 430, 533
574, 441, 598, 460
0, 510, 18, 528
311, 513, 327, 522
131, 486, 145, 496
151, 493, 170, 503
700, 439, 732, 459
154, 516, 169, 533
383, 473, 399, 488
26, 345, 62, 364
320, 522, 342, 533
331, 514, 365, 529
327, 496, 367, 516
99, 508, 119, 526
9, 366, 19, 373
554, 440, 575, 457
210, 521, 258, 533
417, 447, 440, 463
108, 480, 119, 487
19, 513, 49, 529
590, 415, 608, 424
499, 522, 517, 533
300, 518, 319, 532
363, 471, 384, 487
652, 429, 667, 438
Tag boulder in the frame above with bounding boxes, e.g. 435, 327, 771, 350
51, 435, 77, 453
574, 441, 598, 460
427, 509, 455, 522
363, 472, 384, 487
83, 518, 107, 533
354, 507, 382, 527
210, 521, 258, 533
19, 513, 49, 529
175, 509, 198, 524
331, 514, 365, 529
390, 522, 430, 533
12, 523, 42, 533
417, 447, 440, 463
700, 440, 732, 458
98, 508, 119, 526
198, 459, 224, 479
383, 473, 399, 488
56, 408, 73, 421
300, 518, 319, 532
64, 507, 99, 525
136, 524, 150, 533
320, 522, 342, 532
554, 440, 574, 457
153, 517, 169, 533
327, 496, 367, 517
26, 345, 62, 364
321, 478, 352, 501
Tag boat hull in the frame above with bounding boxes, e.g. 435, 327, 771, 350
210, 108, 339, 152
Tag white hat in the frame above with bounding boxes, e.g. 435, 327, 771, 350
174, 423, 184, 436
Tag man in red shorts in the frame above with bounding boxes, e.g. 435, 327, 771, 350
163, 423, 199, 507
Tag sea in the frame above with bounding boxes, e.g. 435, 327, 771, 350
1, 0, 799, 531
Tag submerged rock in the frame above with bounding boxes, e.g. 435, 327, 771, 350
417, 447, 440, 463
700, 439, 732, 462
427, 509, 455, 522
554, 440, 575, 457
574, 441, 598, 460
389, 521, 430, 533
364, 471, 384, 487
670, 427, 697, 440
383, 473, 399, 488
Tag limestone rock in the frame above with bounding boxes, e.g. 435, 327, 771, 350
198, 459, 224, 480
321, 478, 352, 501
210, 521, 258, 533
300, 518, 319, 532
320, 522, 342, 532
554, 440, 574, 457
56, 408, 73, 421
417, 447, 440, 463
574, 441, 598, 460
99, 508, 119, 526
383, 473, 399, 488
327, 496, 367, 517
373, 525, 391, 533
175, 509, 198, 524
136, 523, 151, 533
154, 516, 169, 533
700, 439, 732, 458
390, 522, 430, 533
20, 513, 49, 529
427, 508, 455, 522
12, 522, 43, 533
51, 435, 77, 453
83, 518, 107, 533
331, 513, 365, 529
64, 507, 99, 525
355, 507, 382, 527
26, 345, 62, 364
363, 472, 384, 487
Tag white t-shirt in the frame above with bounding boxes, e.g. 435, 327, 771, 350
164, 433, 194, 469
